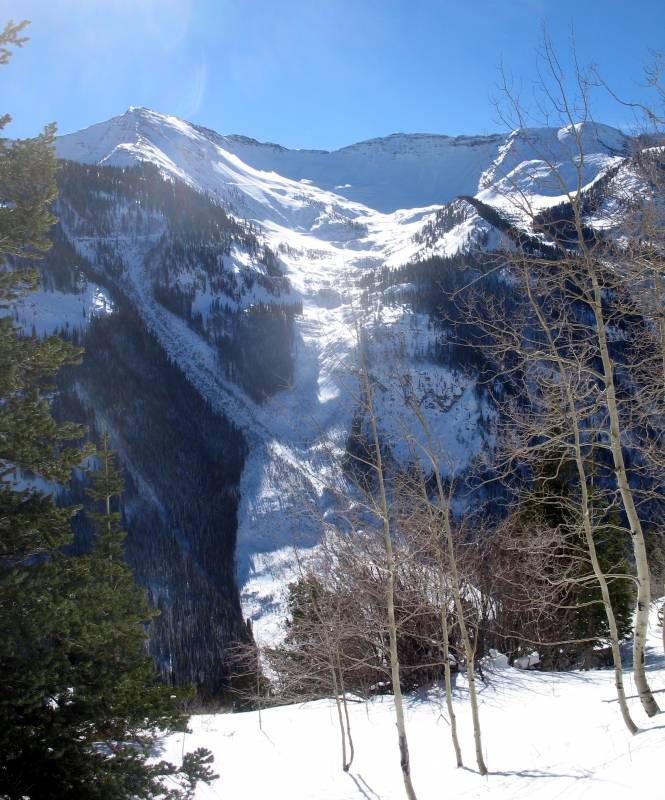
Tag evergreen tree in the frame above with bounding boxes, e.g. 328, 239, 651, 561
0, 21, 216, 799
530, 449, 634, 657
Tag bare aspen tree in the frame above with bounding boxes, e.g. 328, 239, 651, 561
420, 433, 487, 774
385, 459, 465, 768
419, 484, 464, 768
230, 575, 360, 774
458, 223, 640, 732
485, 30, 660, 718
352, 321, 419, 800
385, 343, 486, 772
602, 60, 665, 652
289, 553, 356, 772
225, 639, 267, 727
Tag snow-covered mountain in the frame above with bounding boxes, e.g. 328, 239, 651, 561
45, 108, 628, 647
57, 106, 627, 212
58, 108, 507, 214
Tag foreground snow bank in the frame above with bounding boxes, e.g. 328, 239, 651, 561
158, 658, 664, 800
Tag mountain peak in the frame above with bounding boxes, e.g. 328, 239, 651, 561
56, 108, 627, 214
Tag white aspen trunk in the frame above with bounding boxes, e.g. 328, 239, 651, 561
383, 527, 418, 800
360, 348, 419, 800
575, 447, 638, 734
652, 273, 665, 392
646, 270, 665, 662
336, 649, 355, 771
436, 559, 463, 767
373, 434, 418, 800
329, 660, 349, 771
524, 279, 640, 733
309, 583, 354, 771
256, 643, 262, 731
590, 273, 660, 718
417, 466, 464, 768
444, 528, 487, 776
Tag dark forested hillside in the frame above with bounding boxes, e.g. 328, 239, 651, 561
53, 305, 250, 692
25, 161, 305, 692
44, 160, 300, 402
55, 160, 256, 245
362, 252, 510, 376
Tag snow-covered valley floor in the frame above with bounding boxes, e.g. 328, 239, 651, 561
158, 620, 665, 800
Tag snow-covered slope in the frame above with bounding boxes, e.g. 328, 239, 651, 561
57, 108, 627, 214
167, 671, 665, 800
59, 109, 507, 214
194, 129, 507, 213
51, 108, 629, 633
158, 608, 665, 800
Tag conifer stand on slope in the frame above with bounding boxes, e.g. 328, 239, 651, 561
0, 19, 217, 799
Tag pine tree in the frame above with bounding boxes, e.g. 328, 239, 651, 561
0, 21, 217, 799
528, 449, 635, 659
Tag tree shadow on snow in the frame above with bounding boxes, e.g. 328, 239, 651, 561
482, 767, 592, 780
347, 772, 381, 799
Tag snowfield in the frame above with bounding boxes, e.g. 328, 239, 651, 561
158, 611, 664, 800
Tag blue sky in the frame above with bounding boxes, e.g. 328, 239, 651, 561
0, 0, 662, 149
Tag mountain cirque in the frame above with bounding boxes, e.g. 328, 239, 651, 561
47, 108, 627, 645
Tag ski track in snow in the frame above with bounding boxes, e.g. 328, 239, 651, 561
35, 109, 629, 632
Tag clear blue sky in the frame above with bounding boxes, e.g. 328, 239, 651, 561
0, 0, 663, 150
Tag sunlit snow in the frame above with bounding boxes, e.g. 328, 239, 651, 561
155, 607, 665, 800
